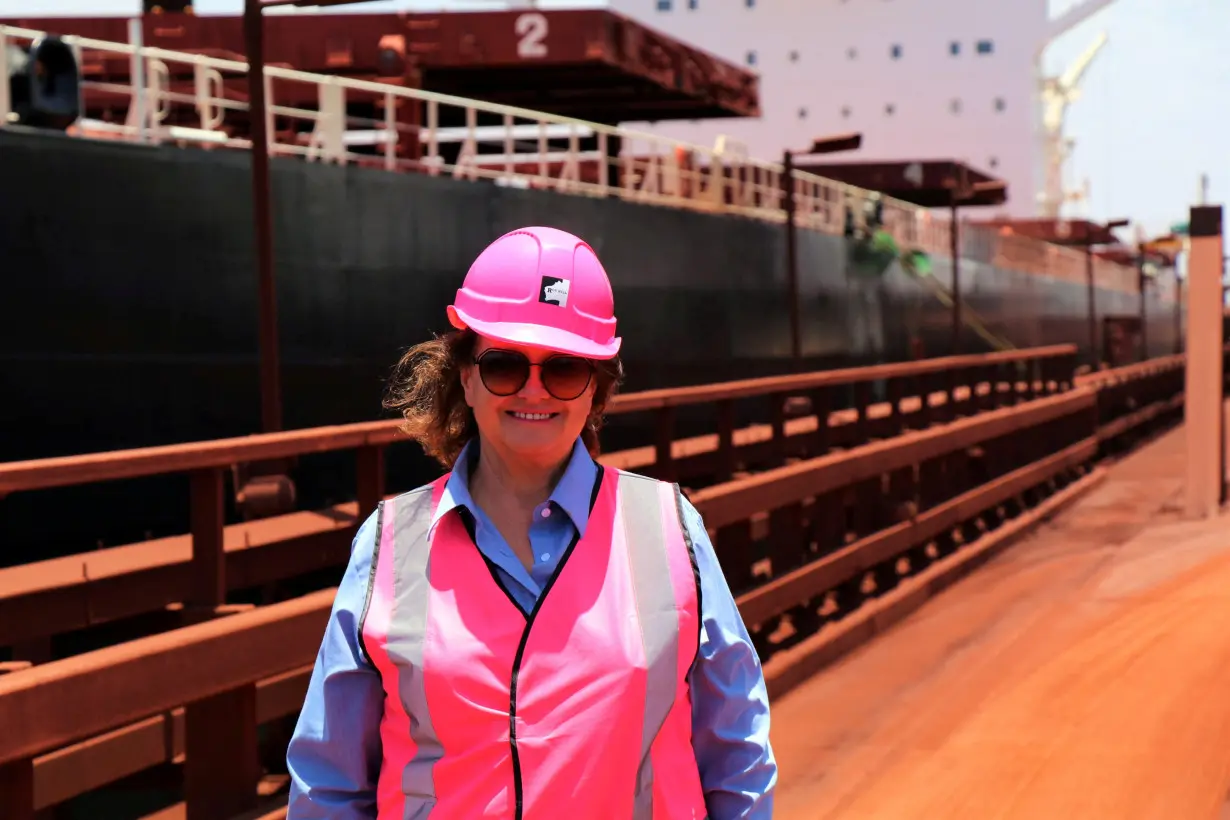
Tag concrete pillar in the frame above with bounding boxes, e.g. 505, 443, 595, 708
1184, 204, 1224, 519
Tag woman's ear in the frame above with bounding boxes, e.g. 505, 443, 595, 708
459, 362, 477, 408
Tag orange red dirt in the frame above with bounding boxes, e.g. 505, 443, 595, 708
770, 417, 1230, 819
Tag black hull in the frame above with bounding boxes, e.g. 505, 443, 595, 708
0, 129, 1185, 566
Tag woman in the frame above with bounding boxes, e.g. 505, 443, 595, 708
286, 226, 777, 819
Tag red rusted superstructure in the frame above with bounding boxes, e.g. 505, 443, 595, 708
1096, 241, 1181, 268
1, 9, 760, 124
974, 216, 1125, 246
791, 159, 1008, 209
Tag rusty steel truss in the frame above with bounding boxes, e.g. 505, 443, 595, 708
0, 8, 760, 123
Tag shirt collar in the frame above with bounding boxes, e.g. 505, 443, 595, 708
428, 436, 599, 539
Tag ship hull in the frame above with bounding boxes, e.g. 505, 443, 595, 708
0, 128, 1183, 565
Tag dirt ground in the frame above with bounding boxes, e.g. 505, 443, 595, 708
771, 418, 1230, 819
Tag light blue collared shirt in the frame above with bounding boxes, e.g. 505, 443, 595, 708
286, 437, 777, 818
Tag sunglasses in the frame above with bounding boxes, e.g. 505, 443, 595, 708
474, 349, 596, 401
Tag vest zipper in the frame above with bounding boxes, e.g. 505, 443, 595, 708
506, 527, 582, 819
504, 469, 605, 819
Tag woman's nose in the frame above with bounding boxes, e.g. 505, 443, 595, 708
518, 366, 550, 399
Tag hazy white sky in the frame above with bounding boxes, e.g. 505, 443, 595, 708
1043, 0, 1227, 238
2, 0, 1224, 238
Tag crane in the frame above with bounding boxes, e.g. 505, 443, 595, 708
1036, 29, 1108, 219
1032, 0, 1120, 219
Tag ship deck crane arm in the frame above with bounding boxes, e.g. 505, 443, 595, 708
1059, 31, 1108, 92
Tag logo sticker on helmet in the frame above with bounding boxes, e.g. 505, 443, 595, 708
539, 276, 570, 308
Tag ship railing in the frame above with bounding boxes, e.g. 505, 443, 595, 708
991, 229, 1165, 300
0, 23, 1144, 296
0, 23, 787, 218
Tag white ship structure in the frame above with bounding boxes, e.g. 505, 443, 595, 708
585, 0, 1119, 219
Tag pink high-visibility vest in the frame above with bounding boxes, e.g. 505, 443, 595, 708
359, 465, 710, 819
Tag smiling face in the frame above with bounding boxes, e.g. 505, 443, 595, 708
460, 335, 598, 470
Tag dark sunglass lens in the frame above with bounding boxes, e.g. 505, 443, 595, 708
478, 351, 530, 396
541, 357, 594, 400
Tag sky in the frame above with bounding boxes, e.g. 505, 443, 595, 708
1042, 0, 1228, 239
2, 0, 1225, 240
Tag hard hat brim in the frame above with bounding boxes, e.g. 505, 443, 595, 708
448, 305, 622, 360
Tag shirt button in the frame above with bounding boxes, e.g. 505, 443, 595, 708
540, 507, 551, 518
540, 553, 550, 562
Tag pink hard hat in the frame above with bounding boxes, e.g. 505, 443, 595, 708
447, 226, 621, 359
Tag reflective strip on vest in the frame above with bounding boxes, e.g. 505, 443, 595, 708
360, 467, 709, 819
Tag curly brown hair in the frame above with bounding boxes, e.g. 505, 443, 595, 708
383, 329, 625, 469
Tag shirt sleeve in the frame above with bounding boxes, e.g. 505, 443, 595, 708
286, 509, 385, 819
679, 496, 778, 819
